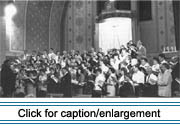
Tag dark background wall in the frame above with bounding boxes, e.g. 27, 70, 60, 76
173, 0, 180, 50
139, 1, 177, 54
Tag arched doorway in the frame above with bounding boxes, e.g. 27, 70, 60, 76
97, 16, 132, 52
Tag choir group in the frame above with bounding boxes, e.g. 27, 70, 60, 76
0, 40, 179, 98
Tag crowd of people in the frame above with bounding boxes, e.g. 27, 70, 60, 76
0, 40, 179, 98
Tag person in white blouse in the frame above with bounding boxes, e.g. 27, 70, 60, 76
132, 65, 145, 85
106, 67, 117, 97
92, 68, 106, 97
119, 48, 129, 63
110, 54, 120, 71
152, 57, 160, 75
145, 66, 158, 97
157, 63, 172, 97
131, 65, 145, 97
99, 61, 109, 74
48, 48, 56, 61
140, 57, 150, 70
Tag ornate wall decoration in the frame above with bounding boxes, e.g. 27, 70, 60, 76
49, 1, 65, 51
157, 1, 166, 50
26, 1, 52, 52
75, 1, 83, 9
75, 17, 84, 26
165, 0, 176, 47
65, 2, 73, 51
153, 0, 176, 52
64, 0, 95, 52
76, 35, 83, 44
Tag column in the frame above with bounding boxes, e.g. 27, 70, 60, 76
0, 2, 6, 67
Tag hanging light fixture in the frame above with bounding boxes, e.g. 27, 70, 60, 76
4, 1, 17, 19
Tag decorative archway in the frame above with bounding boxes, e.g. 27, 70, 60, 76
60, 1, 69, 52
95, 1, 137, 52
49, 1, 68, 52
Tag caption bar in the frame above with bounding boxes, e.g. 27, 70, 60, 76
18, 108, 161, 120
1, 99, 180, 124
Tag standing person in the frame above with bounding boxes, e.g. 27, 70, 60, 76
137, 40, 147, 58
22, 50, 29, 61
76, 68, 85, 95
157, 63, 172, 97
1, 60, 17, 97
42, 49, 48, 59
118, 68, 134, 97
0, 86, 3, 97
92, 68, 105, 97
145, 66, 158, 97
131, 65, 145, 97
119, 48, 129, 64
90, 47, 96, 56
140, 57, 150, 70
48, 48, 56, 61
158, 54, 168, 64
37, 69, 48, 97
106, 67, 117, 97
14, 68, 26, 97
99, 61, 109, 74
61, 67, 72, 97
171, 56, 180, 96
152, 57, 160, 75
47, 68, 59, 94
25, 70, 37, 97
110, 54, 120, 71
30, 50, 37, 63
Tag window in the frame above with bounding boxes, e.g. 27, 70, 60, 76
115, 0, 131, 10
139, 0, 152, 21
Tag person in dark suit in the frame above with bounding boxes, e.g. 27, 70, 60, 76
47, 67, 58, 94
61, 67, 72, 97
1, 60, 17, 97
137, 40, 147, 58
171, 56, 180, 96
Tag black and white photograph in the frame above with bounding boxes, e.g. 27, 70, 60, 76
0, 0, 179, 98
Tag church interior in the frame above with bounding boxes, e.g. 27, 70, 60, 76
0, 0, 179, 98
0, 0, 179, 62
